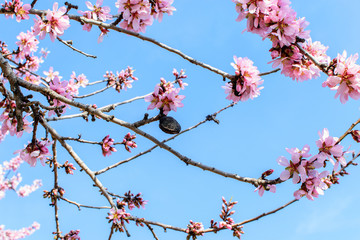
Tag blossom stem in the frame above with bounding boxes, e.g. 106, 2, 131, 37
57, 36, 97, 58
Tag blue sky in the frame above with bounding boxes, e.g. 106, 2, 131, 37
1, 0, 360, 239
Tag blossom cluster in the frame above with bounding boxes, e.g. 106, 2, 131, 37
145, 71, 186, 115
1, 31, 44, 81
45, 68, 88, 116
322, 51, 360, 104
233, 0, 360, 103
1, 0, 31, 22
122, 132, 137, 152
254, 169, 276, 196
277, 128, 347, 200
0, 99, 32, 143
233, 0, 323, 81
120, 191, 147, 210
223, 56, 263, 102
33, 2, 70, 42
208, 197, 244, 239
107, 208, 131, 232
115, 0, 175, 33
0, 156, 42, 199
0, 222, 40, 240
185, 220, 204, 237
101, 135, 117, 157
63, 160, 76, 175
63, 229, 81, 240
104, 67, 138, 93
16, 139, 53, 167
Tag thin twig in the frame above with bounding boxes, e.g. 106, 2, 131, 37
336, 117, 360, 144
25, 9, 280, 81
61, 137, 101, 145
73, 84, 114, 98
145, 223, 160, 240
0, 54, 284, 188
52, 140, 62, 240
59, 196, 111, 210
95, 102, 236, 175
57, 37, 97, 58
86, 79, 108, 86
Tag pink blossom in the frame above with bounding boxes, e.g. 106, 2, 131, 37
2, 0, 31, 22
71, 72, 89, 88
122, 132, 137, 152
185, 220, 204, 236
277, 145, 310, 183
254, 184, 276, 197
116, 0, 154, 33
24, 72, 41, 85
152, 0, 176, 22
98, 27, 110, 43
322, 51, 360, 103
16, 30, 39, 59
315, 128, 345, 169
145, 77, 186, 115
48, 76, 72, 116
294, 170, 329, 200
223, 56, 263, 102
17, 139, 53, 167
79, 0, 112, 23
40, 48, 50, 58
63, 230, 81, 240
44, 67, 61, 82
107, 208, 131, 224
33, 2, 70, 42
0, 222, 40, 240
2, 156, 23, 172
17, 179, 42, 197
102, 135, 117, 156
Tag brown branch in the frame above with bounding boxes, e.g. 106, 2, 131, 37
47, 92, 152, 122
295, 42, 327, 73
145, 223, 160, 240
40, 118, 115, 208
61, 137, 101, 145
259, 68, 280, 76
336, 117, 360, 144
25, 9, 278, 81
201, 199, 298, 234
57, 37, 97, 58
0, 54, 281, 187
95, 102, 237, 175
59, 196, 111, 210
73, 84, 114, 99
52, 140, 62, 240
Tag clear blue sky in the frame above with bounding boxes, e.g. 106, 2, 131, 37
1, 0, 360, 239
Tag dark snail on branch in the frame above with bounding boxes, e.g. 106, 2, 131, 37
159, 115, 181, 134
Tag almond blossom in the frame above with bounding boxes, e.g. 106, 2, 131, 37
33, 2, 70, 42
223, 56, 263, 102
122, 132, 137, 152
16, 30, 39, 60
254, 184, 276, 197
322, 51, 360, 103
145, 77, 186, 115
316, 128, 345, 170
277, 145, 310, 184
101, 135, 117, 157
152, 0, 176, 22
294, 170, 329, 200
17, 139, 53, 167
0, 222, 40, 240
2, 0, 31, 22
17, 179, 42, 197
79, 0, 112, 34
